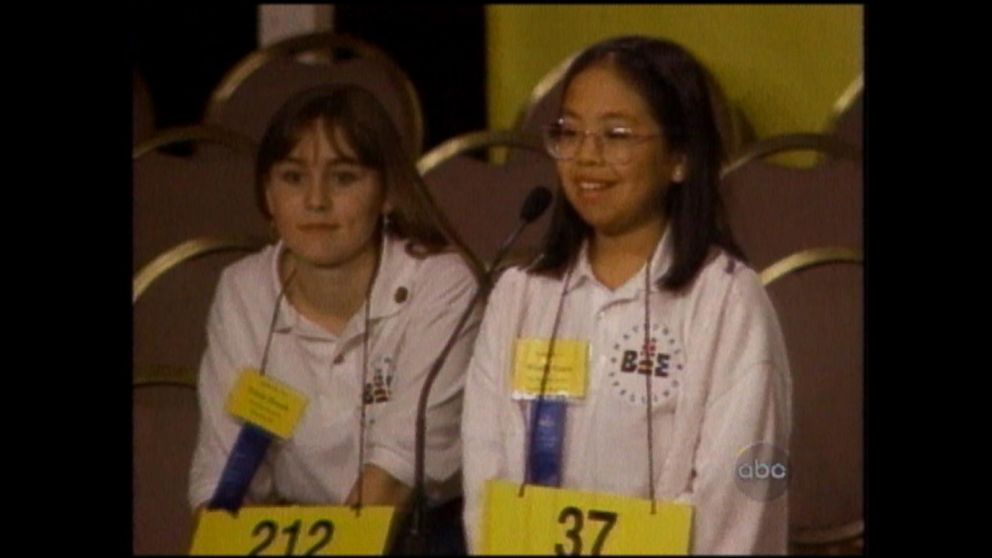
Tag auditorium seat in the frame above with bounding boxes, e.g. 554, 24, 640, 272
132, 125, 263, 273
133, 124, 268, 382
203, 32, 424, 158
828, 74, 863, 152
133, 381, 200, 555
722, 133, 864, 553
417, 130, 557, 269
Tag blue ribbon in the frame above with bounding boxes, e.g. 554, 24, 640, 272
527, 399, 567, 487
208, 423, 273, 512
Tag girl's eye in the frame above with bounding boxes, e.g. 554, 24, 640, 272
604, 127, 635, 141
279, 170, 304, 184
331, 171, 359, 186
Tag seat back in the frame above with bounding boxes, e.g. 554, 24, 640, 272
133, 126, 267, 389
418, 130, 558, 267
204, 32, 424, 157
828, 74, 863, 151
722, 133, 864, 550
132, 382, 200, 555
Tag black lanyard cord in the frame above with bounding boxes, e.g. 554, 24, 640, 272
643, 252, 657, 514
260, 268, 297, 376
354, 242, 382, 513
257, 244, 380, 513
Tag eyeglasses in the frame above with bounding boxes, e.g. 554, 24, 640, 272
542, 121, 661, 164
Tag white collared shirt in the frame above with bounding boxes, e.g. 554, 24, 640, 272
462, 229, 792, 554
189, 236, 480, 508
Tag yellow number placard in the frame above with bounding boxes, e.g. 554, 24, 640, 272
483, 480, 693, 555
190, 505, 397, 555
512, 339, 589, 399
226, 369, 308, 439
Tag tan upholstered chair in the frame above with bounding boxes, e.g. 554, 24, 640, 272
133, 125, 268, 554
133, 126, 268, 378
722, 133, 864, 553
760, 247, 863, 555
203, 32, 424, 158
720, 133, 862, 269
417, 130, 557, 269
133, 238, 266, 556
828, 74, 863, 152
133, 380, 200, 555
132, 125, 262, 270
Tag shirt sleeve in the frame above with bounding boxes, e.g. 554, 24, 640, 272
188, 268, 275, 510
460, 271, 517, 554
684, 269, 792, 554
364, 254, 481, 501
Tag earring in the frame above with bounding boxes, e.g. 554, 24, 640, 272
673, 167, 685, 182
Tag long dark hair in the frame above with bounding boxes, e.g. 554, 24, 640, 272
532, 36, 743, 291
255, 84, 469, 261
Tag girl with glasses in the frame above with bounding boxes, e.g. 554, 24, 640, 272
462, 36, 791, 554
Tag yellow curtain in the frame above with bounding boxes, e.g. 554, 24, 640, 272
486, 5, 862, 138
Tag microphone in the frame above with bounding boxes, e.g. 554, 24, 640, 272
489, 185, 553, 276
401, 185, 553, 554
520, 185, 553, 222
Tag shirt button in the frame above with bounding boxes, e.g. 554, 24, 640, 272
333, 355, 344, 365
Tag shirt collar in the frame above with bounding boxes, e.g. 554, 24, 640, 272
566, 224, 675, 297
269, 235, 413, 335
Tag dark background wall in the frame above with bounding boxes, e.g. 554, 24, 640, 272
130, 5, 487, 152
336, 5, 487, 151
131, 5, 257, 130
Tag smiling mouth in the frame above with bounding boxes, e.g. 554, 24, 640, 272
575, 180, 614, 193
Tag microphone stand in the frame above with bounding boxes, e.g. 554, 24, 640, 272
401, 188, 551, 554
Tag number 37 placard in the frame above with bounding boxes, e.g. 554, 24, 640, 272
483, 480, 693, 555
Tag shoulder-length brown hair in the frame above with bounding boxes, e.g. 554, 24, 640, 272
255, 84, 476, 269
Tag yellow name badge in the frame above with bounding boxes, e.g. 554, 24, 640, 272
226, 369, 308, 439
512, 339, 589, 400
483, 480, 693, 555
190, 505, 397, 555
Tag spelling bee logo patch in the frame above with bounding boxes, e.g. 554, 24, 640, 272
606, 321, 684, 407
363, 354, 395, 404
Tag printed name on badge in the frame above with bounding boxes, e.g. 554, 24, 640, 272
512, 339, 589, 400
226, 368, 308, 439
